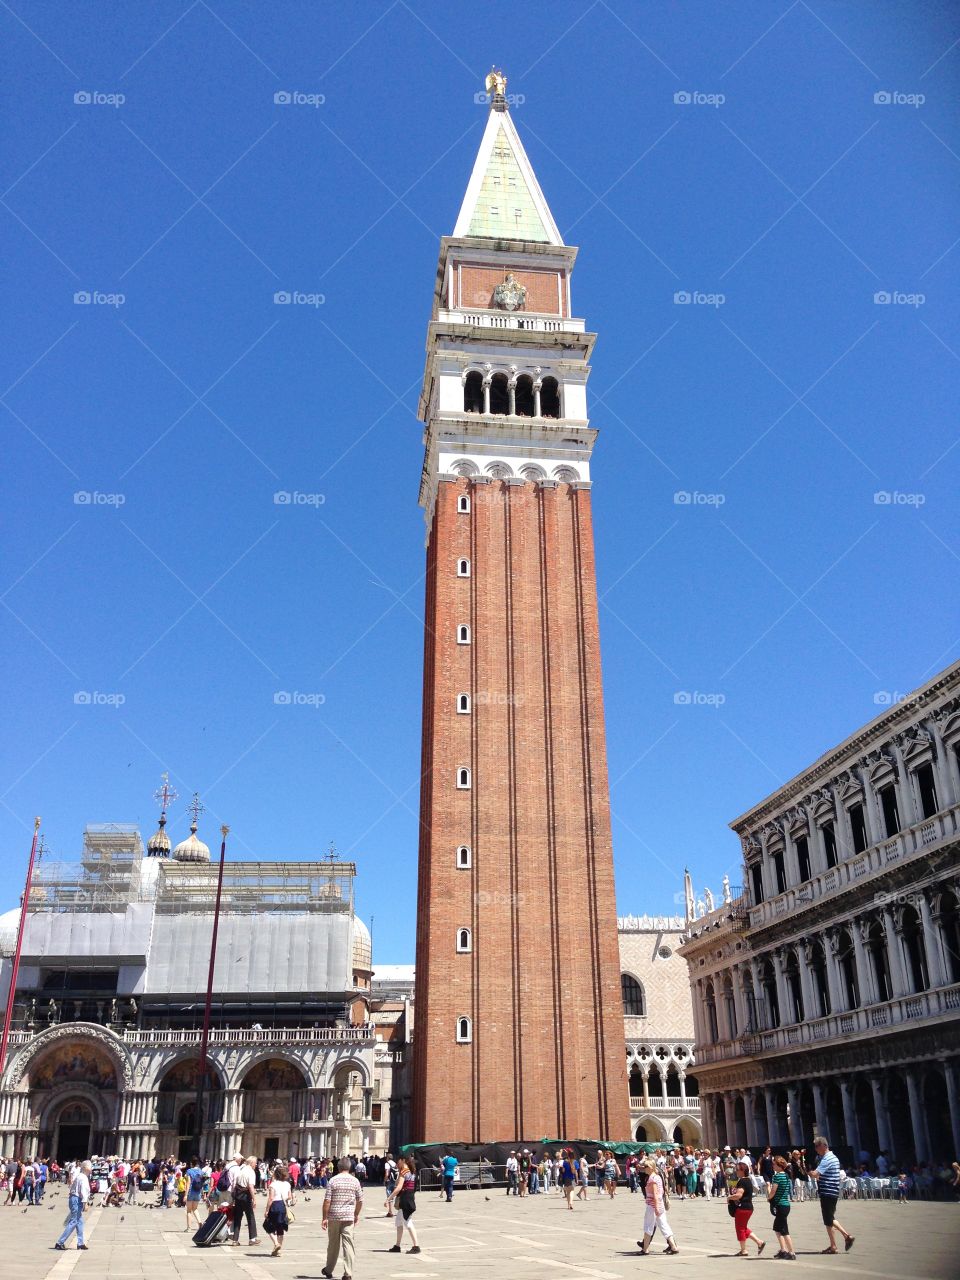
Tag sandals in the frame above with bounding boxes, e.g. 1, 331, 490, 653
845, 1237, 855, 1252
822, 1246, 838, 1254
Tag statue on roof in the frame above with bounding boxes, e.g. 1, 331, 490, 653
722, 874, 732, 904
704, 887, 715, 913
486, 68, 507, 99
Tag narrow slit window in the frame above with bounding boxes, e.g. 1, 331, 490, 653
457, 624, 471, 645
457, 767, 471, 789
456, 1017, 472, 1043
457, 558, 470, 577
457, 494, 470, 513
457, 693, 471, 714
456, 845, 471, 868
456, 927, 471, 953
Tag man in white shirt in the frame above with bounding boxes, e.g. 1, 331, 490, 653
230, 1157, 259, 1245
55, 1160, 92, 1250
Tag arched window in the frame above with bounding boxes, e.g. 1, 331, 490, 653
456, 1016, 472, 1043
761, 959, 780, 1028
457, 494, 470, 513
540, 376, 560, 418
457, 693, 471, 714
457, 624, 471, 644
621, 973, 645, 1016
836, 927, 860, 1009
514, 374, 534, 416
457, 558, 470, 577
867, 920, 891, 1002
456, 767, 471, 789
937, 890, 960, 983
464, 371, 483, 413
489, 372, 509, 415
723, 975, 737, 1038
704, 982, 719, 1043
810, 941, 830, 1016
456, 927, 472, 953
456, 845, 471, 869
783, 949, 804, 1024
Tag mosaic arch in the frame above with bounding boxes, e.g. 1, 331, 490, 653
30, 1041, 117, 1092
240, 1058, 307, 1090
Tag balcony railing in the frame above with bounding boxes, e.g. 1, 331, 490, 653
746, 807, 959, 931
438, 308, 586, 335
7, 1024, 377, 1049
694, 981, 960, 1065
629, 1096, 701, 1112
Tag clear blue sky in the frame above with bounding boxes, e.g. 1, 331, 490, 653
2, 2, 958, 961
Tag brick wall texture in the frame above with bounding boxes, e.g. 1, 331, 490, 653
413, 476, 630, 1142
458, 264, 566, 315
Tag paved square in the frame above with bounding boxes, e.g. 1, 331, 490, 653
5, 1183, 958, 1280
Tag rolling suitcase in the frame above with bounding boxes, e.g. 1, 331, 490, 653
139, 1179, 154, 1191
193, 1207, 232, 1247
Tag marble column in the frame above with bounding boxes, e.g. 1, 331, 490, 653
825, 931, 845, 1012
764, 1087, 782, 1147
744, 1089, 759, 1148
840, 1079, 860, 1155
852, 922, 873, 1005
881, 907, 910, 996
722, 1093, 736, 1148
797, 945, 816, 1021
732, 966, 748, 1036
772, 951, 792, 1026
918, 894, 944, 988
905, 1072, 930, 1164
787, 1085, 803, 1145
869, 1075, 892, 1156
811, 1081, 828, 1138
944, 1062, 960, 1163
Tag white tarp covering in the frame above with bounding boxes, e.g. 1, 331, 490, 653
18, 903, 154, 965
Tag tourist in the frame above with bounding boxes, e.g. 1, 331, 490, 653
387, 1154, 420, 1255
702, 1154, 715, 1199
636, 1157, 679, 1255
519, 1149, 531, 1197
809, 1136, 854, 1254
768, 1155, 795, 1259
595, 1151, 606, 1195
543, 1154, 554, 1194
322, 1155, 364, 1277
560, 1149, 577, 1210
577, 1153, 590, 1200
760, 1146, 774, 1183
264, 1163, 293, 1257
604, 1151, 620, 1198
36, 1157, 48, 1203
789, 1149, 807, 1202
627, 1155, 640, 1194
684, 1149, 698, 1200
728, 1158, 766, 1257
506, 1151, 519, 1195
440, 1151, 458, 1202
184, 1157, 205, 1232
54, 1160, 92, 1251
230, 1156, 260, 1246
383, 1151, 398, 1216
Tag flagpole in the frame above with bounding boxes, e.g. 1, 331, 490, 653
195, 824, 228, 1161
0, 818, 42, 1080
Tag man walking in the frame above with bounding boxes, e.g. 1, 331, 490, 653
322, 1157, 363, 1280
809, 1136, 854, 1255
54, 1160, 92, 1251
230, 1156, 260, 1246
440, 1152, 458, 1202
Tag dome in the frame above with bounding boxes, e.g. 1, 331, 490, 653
352, 916, 372, 971
172, 821, 210, 864
147, 813, 171, 856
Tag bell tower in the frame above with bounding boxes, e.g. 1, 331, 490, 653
413, 72, 629, 1143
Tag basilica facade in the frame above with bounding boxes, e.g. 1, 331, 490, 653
680, 661, 960, 1163
0, 814, 392, 1162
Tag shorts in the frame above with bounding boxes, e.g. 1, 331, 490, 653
773, 1204, 790, 1235
187, 1194, 201, 1204
734, 1208, 753, 1241
820, 1195, 838, 1227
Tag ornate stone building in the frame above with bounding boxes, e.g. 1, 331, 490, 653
619, 915, 701, 1146
679, 661, 960, 1163
0, 815, 392, 1161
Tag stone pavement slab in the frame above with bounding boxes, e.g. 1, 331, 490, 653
4, 1182, 959, 1280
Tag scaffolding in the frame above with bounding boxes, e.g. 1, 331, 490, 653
27, 824, 147, 913
155, 860, 356, 915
